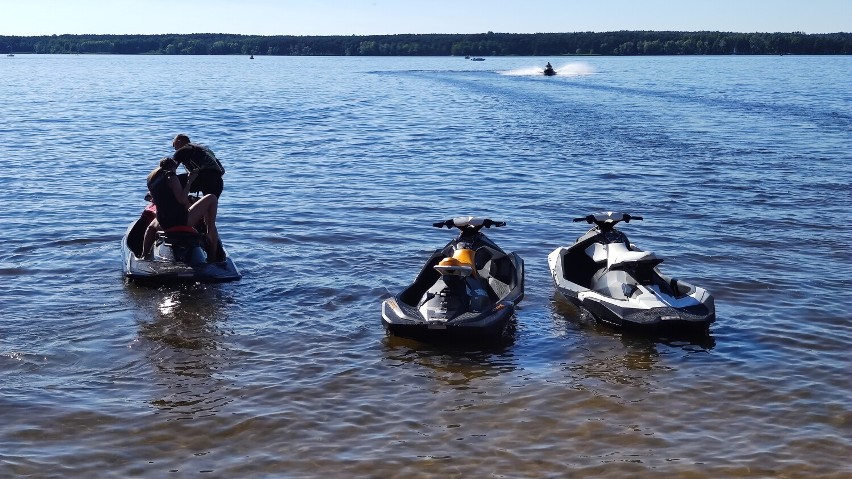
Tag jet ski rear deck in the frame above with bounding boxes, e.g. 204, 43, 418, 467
122, 204, 240, 285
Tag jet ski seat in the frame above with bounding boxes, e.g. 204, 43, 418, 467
163, 225, 199, 235
158, 226, 201, 245
434, 256, 473, 276
434, 245, 478, 277
607, 245, 663, 270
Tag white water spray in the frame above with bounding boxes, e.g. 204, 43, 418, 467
501, 61, 596, 77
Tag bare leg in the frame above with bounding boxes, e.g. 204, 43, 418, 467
141, 219, 160, 259
206, 222, 219, 260
188, 194, 219, 260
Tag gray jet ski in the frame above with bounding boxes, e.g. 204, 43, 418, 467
548, 212, 714, 334
121, 200, 240, 285
382, 217, 524, 341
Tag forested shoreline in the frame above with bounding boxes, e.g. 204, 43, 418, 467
3, 31, 850, 56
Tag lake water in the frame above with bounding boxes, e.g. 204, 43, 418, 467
1, 54, 850, 478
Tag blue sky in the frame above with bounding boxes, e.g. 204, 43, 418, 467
1, 0, 849, 36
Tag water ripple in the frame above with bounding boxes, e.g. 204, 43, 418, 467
0, 55, 849, 478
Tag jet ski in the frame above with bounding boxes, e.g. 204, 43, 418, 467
548, 212, 714, 333
121, 198, 240, 285
544, 63, 556, 76
382, 217, 524, 341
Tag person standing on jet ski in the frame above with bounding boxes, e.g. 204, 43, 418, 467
140, 157, 220, 260
171, 134, 226, 198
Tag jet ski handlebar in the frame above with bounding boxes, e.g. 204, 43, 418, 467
433, 217, 506, 230
573, 212, 643, 225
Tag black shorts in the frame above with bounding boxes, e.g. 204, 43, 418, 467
157, 208, 189, 230
178, 170, 224, 197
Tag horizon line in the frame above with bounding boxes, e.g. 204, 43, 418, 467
4, 30, 850, 37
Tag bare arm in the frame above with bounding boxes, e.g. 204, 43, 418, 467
167, 174, 191, 208
186, 169, 199, 190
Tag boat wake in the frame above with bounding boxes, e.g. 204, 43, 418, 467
501, 62, 595, 77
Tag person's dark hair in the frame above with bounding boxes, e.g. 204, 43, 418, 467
159, 157, 178, 170
148, 157, 178, 183
172, 133, 191, 151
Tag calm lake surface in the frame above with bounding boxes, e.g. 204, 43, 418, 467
1, 54, 850, 478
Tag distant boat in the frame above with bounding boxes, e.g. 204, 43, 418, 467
6, 47, 12, 57
470, 57, 485, 61
250, 54, 254, 59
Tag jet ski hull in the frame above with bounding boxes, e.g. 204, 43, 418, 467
553, 281, 715, 333
121, 209, 240, 285
382, 296, 516, 340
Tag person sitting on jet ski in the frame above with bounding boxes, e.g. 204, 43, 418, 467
140, 157, 220, 260
172, 134, 226, 198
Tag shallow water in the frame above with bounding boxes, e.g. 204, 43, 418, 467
1, 54, 850, 478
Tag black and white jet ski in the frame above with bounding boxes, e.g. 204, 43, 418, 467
121, 199, 240, 285
548, 212, 714, 333
382, 217, 524, 341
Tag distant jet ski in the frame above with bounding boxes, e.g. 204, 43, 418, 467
544, 62, 556, 76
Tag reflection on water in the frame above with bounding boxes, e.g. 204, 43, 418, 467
382, 330, 519, 388
129, 284, 235, 419
549, 295, 715, 387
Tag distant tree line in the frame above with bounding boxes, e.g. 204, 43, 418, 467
3, 31, 850, 56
